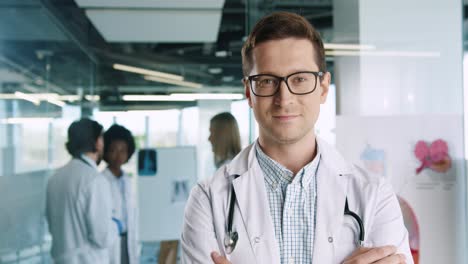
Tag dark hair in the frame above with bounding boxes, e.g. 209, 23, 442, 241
241, 11, 326, 76
66, 118, 103, 158
103, 124, 136, 163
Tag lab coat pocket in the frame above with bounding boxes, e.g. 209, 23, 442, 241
332, 221, 361, 263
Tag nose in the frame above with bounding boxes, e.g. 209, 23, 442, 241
274, 79, 294, 106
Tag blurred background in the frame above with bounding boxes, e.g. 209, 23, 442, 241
0, 0, 467, 263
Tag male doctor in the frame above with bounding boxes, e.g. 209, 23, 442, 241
181, 12, 413, 264
46, 118, 119, 263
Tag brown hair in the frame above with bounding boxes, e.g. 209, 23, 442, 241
241, 11, 326, 76
210, 112, 241, 168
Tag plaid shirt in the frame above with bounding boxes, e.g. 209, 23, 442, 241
256, 143, 320, 264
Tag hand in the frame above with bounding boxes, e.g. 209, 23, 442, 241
343, 245, 406, 264
211, 252, 231, 264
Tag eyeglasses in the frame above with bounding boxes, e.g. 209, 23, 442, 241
247, 71, 324, 97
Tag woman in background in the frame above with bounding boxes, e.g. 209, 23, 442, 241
103, 124, 139, 264
208, 112, 242, 169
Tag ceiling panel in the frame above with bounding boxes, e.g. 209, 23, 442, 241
75, 0, 224, 9
0, 7, 68, 41
85, 9, 222, 42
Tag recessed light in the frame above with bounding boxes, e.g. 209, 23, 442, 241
215, 50, 228, 57
222, 76, 234, 82
208, 68, 222, 74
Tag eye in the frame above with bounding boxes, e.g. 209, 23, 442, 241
293, 76, 307, 82
256, 77, 277, 86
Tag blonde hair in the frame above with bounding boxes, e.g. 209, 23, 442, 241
210, 112, 241, 168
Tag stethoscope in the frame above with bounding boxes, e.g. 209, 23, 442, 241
224, 175, 240, 254
344, 197, 365, 246
224, 178, 365, 253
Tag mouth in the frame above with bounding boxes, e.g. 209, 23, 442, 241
272, 114, 299, 121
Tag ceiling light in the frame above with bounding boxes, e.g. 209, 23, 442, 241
208, 68, 223, 74
215, 51, 228, 57
14, 92, 40, 105
222, 76, 235, 82
144, 75, 202, 89
122, 95, 195, 101
47, 98, 66, 107
122, 93, 244, 101
171, 93, 244, 100
1, 117, 54, 124
325, 50, 440, 58
324, 43, 376, 51
113, 63, 183, 81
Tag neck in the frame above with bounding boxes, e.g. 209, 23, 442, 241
109, 166, 123, 178
258, 131, 317, 175
82, 152, 98, 164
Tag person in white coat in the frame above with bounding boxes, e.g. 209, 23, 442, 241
46, 118, 119, 264
103, 124, 139, 264
181, 12, 413, 264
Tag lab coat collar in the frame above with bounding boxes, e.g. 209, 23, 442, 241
78, 154, 98, 170
225, 137, 354, 178
225, 137, 353, 263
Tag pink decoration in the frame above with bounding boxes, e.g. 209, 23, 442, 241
414, 139, 451, 174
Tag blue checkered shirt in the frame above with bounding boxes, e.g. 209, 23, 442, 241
256, 142, 320, 264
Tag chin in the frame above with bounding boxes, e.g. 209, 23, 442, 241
270, 128, 312, 145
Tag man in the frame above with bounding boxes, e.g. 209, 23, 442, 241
46, 118, 119, 263
181, 12, 412, 264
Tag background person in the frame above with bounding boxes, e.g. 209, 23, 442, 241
208, 112, 242, 169
46, 118, 118, 264
103, 124, 140, 264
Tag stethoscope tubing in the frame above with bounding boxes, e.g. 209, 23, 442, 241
225, 180, 365, 251
344, 197, 365, 245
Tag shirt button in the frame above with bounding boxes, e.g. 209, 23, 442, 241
288, 257, 294, 264
254, 237, 260, 243
328, 236, 333, 243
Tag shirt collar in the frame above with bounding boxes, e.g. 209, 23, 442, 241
255, 140, 321, 189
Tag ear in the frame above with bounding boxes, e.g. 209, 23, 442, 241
243, 78, 253, 108
319, 72, 331, 104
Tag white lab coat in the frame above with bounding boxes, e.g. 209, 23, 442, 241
181, 138, 413, 264
103, 168, 140, 264
46, 157, 119, 264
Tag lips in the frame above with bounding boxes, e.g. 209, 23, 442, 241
273, 115, 299, 121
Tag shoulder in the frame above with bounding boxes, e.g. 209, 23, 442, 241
318, 137, 381, 187
197, 143, 254, 195
195, 166, 230, 200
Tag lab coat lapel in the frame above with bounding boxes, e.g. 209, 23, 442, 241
313, 140, 350, 263
231, 154, 280, 264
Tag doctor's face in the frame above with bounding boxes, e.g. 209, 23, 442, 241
105, 140, 129, 168
244, 38, 330, 145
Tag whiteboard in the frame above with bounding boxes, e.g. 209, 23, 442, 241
138, 146, 197, 241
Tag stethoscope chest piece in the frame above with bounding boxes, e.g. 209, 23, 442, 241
224, 231, 238, 254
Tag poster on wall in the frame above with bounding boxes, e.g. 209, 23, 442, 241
336, 115, 465, 264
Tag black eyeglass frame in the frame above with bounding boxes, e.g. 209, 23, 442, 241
246, 71, 324, 97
